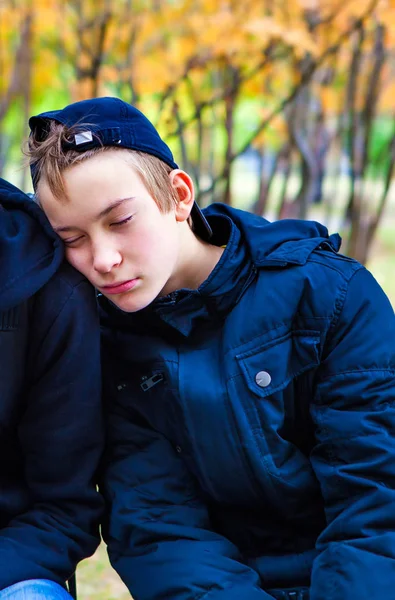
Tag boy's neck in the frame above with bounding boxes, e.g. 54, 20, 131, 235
160, 226, 225, 296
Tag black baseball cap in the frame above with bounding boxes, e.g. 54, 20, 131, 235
29, 97, 212, 239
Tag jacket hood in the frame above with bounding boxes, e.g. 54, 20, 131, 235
203, 203, 341, 265
0, 178, 63, 311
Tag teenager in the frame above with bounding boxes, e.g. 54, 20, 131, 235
27, 97, 395, 600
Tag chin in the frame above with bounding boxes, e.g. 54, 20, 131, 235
106, 290, 158, 314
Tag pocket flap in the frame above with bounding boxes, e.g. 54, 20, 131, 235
236, 330, 320, 398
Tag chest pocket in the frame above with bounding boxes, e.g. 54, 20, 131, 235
236, 330, 321, 398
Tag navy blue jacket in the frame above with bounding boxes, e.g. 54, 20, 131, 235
0, 178, 103, 589
101, 204, 395, 600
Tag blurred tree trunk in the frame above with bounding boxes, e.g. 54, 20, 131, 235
0, 10, 32, 175
19, 11, 33, 191
253, 145, 284, 216
72, 0, 112, 100
223, 66, 240, 206
277, 146, 293, 219
345, 22, 386, 262
287, 58, 320, 219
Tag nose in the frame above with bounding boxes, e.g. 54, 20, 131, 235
92, 240, 122, 274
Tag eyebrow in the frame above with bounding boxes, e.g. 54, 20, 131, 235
53, 197, 136, 233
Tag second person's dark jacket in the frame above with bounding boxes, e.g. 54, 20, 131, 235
0, 178, 103, 590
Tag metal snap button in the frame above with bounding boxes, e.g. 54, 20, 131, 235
255, 371, 271, 388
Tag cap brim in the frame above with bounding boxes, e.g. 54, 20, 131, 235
191, 203, 212, 240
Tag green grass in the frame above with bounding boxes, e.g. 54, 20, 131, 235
77, 544, 130, 600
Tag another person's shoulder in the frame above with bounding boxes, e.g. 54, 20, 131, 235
45, 260, 92, 294
34, 261, 97, 326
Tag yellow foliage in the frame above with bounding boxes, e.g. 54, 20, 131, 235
320, 86, 343, 115
0, 0, 394, 163
378, 71, 395, 111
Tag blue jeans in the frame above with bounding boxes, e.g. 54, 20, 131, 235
0, 581, 72, 599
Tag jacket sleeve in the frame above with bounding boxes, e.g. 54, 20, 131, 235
310, 266, 395, 600
0, 270, 104, 589
102, 402, 272, 600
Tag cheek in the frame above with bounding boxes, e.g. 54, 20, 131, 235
124, 229, 167, 265
64, 248, 92, 278
135, 221, 177, 262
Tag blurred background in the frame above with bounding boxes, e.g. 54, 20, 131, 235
1, 0, 394, 597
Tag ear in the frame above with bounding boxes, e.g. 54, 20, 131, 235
169, 170, 194, 223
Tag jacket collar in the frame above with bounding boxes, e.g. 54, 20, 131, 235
203, 203, 341, 267
101, 214, 254, 338
152, 215, 253, 336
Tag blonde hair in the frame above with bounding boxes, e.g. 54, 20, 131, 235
26, 120, 178, 211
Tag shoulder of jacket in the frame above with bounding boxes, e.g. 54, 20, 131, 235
255, 245, 363, 283
254, 248, 365, 326
307, 247, 364, 282
54, 261, 89, 288
43, 261, 91, 296
32, 262, 95, 332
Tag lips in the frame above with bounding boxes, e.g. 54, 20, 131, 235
101, 278, 139, 295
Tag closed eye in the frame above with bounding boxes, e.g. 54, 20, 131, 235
111, 215, 133, 227
63, 235, 84, 246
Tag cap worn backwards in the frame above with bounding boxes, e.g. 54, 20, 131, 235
29, 96, 212, 239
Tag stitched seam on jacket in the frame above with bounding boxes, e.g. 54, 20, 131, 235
228, 357, 318, 385
308, 256, 361, 278
317, 368, 395, 383
28, 281, 90, 382
223, 320, 290, 356
0, 306, 19, 330
195, 580, 261, 600
1, 251, 56, 294
324, 265, 364, 346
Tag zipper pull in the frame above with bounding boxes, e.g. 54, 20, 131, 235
140, 373, 164, 391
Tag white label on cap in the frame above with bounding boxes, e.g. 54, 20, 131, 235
74, 131, 93, 145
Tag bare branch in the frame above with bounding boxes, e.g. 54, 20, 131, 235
166, 43, 278, 138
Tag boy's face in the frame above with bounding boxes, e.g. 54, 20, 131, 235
37, 151, 193, 312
